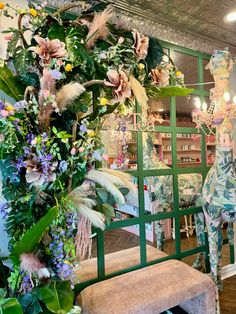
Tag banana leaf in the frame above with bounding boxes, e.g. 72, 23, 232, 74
146, 85, 194, 98
0, 62, 25, 101
10, 207, 58, 265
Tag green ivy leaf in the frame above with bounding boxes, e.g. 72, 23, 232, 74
0, 298, 23, 314
39, 281, 74, 314
0, 61, 25, 101
10, 207, 58, 265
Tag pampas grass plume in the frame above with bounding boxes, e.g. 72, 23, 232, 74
130, 75, 148, 115
56, 82, 86, 111
86, 6, 113, 48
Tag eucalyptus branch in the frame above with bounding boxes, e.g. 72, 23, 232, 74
82, 80, 104, 88
24, 86, 36, 101
53, 2, 91, 17
17, 14, 28, 48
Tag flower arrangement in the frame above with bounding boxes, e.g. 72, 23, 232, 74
0, 1, 192, 313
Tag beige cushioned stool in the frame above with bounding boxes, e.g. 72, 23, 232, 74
76, 245, 167, 282
78, 259, 216, 314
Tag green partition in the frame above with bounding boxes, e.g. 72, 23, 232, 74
75, 41, 234, 293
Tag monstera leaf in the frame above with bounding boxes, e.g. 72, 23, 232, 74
0, 298, 23, 314
10, 207, 58, 265
0, 61, 24, 101
13, 47, 33, 74
146, 85, 194, 98
39, 281, 74, 314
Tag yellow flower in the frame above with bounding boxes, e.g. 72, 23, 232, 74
5, 105, 14, 111
64, 260, 72, 265
65, 64, 73, 72
29, 8, 37, 17
138, 63, 145, 70
175, 71, 182, 77
100, 97, 107, 106
87, 130, 96, 138
0, 3, 5, 9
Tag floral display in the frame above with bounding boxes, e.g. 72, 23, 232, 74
0, 1, 191, 313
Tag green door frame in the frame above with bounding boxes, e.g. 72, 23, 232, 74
75, 40, 234, 294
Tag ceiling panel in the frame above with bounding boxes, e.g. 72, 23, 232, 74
44, 0, 236, 53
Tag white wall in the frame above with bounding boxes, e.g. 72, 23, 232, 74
0, 0, 29, 59
0, 0, 28, 258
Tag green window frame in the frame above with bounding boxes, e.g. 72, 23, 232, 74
75, 41, 234, 294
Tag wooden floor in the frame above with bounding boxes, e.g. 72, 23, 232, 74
90, 228, 235, 313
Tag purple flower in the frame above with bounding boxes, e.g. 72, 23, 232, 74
26, 133, 36, 144
92, 150, 102, 161
0, 202, 9, 219
23, 146, 31, 156
59, 160, 68, 173
16, 156, 26, 172
0, 102, 4, 110
21, 274, 33, 293
14, 100, 27, 111
49, 69, 63, 80
80, 124, 87, 133
41, 132, 48, 141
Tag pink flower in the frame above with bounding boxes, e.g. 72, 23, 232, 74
56, 60, 64, 66
151, 68, 170, 87
71, 147, 76, 155
78, 147, 85, 153
1, 110, 9, 118
102, 154, 109, 161
30, 36, 66, 65
132, 29, 149, 61
4, 33, 13, 41
104, 69, 131, 103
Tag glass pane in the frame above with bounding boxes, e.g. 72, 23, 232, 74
76, 235, 98, 282
177, 133, 201, 167
143, 132, 172, 169
178, 173, 202, 209
176, 96, 197, 127
115, 176, 139, 219
144, 176, 173, 214
104, 226, 140, 275
172, 51, 198, 84
203, 59, 214, 91
206, 134, 215, 166
222, 243, 231, 267
147, 97, 170, 126
182, 253, 205, 271
146, 219, 175, 262
180, 214, 198, 251
101, 130, 137, 170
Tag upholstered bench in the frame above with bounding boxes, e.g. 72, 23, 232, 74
78, 259, 216, 314
76, 245, 167, 282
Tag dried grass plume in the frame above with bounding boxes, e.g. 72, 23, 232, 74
56, 82, 86, 111
86, 6, 113, 48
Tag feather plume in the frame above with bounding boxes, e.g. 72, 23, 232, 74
129, 75, 148, 116
101, 168, 138, 201
86, 6, 113, 48
75, 203, 105, 230
20, 253, 50, 278
56, 82, 86, 111
85, 170, 125, 206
